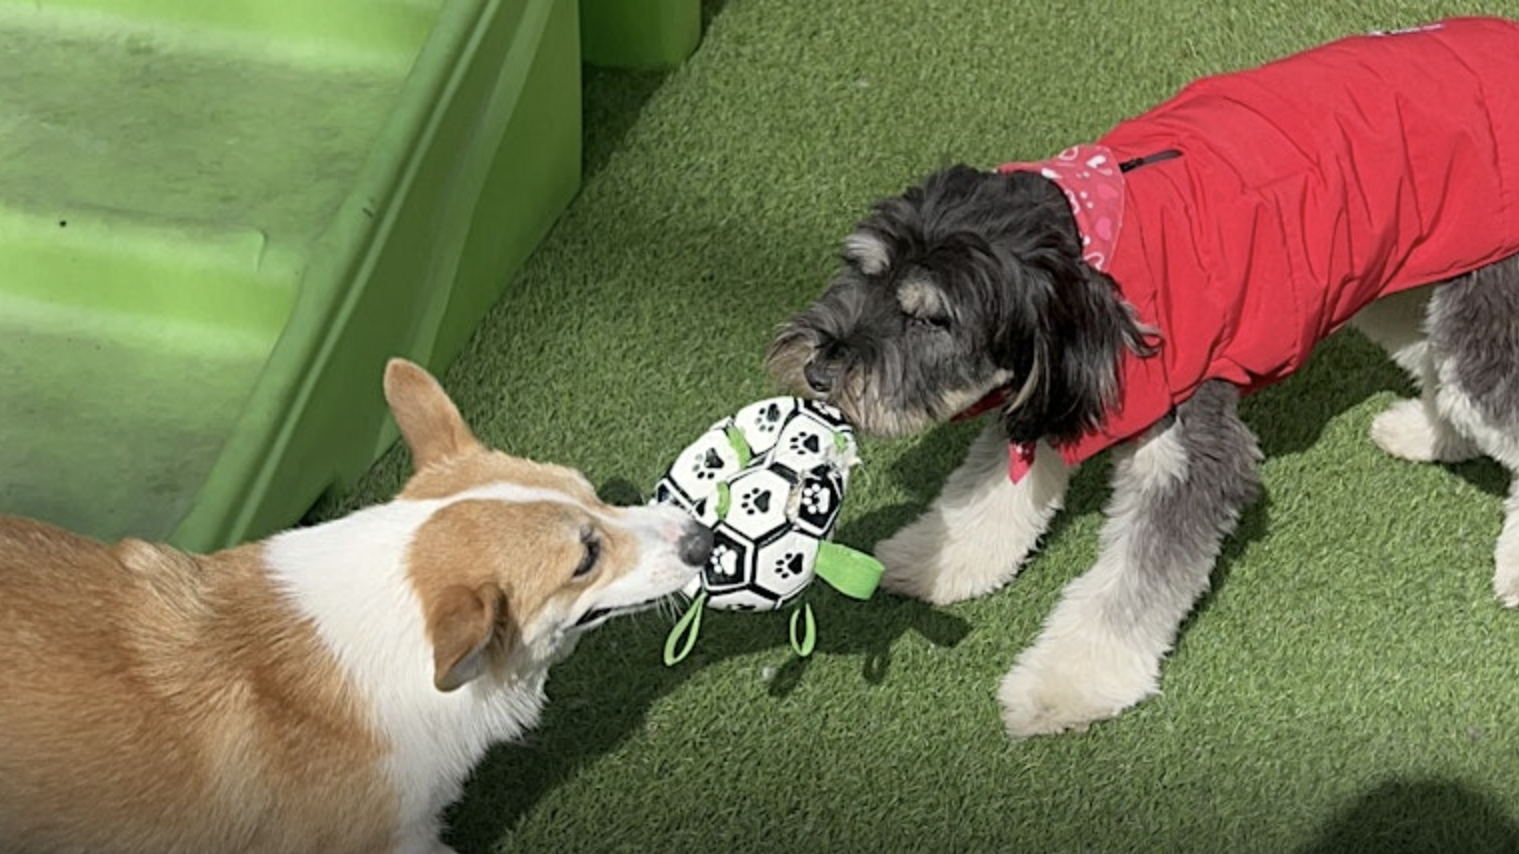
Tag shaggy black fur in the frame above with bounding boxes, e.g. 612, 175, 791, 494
766, 165, 1153, 445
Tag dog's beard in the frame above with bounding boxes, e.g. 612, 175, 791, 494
766, 317, 1017, 439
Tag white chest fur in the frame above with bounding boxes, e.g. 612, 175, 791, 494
264, 497, 545, 848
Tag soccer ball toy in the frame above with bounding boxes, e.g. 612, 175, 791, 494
655, 397, 884, 663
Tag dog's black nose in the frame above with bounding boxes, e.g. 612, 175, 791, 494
803, 360, 834, 395
677, 524, 714, 567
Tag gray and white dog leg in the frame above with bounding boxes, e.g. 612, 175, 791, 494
1351, 285, 1479, 463
876, 421, 1070, 605
1424, 257, 1519, 605
997, 381, 1261, 737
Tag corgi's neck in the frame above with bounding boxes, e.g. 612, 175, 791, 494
263, 497, 549, 830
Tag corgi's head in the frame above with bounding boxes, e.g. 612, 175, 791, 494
382, 359, 711, 691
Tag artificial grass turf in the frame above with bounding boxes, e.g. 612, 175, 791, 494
322, 0, 1519, 851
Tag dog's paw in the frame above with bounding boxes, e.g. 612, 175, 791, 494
1370, 398, 1479, 463
875, 538, 933, 601
996, 639, 1158, 739
874, 523, 960, 604
1495, 577, 1519, 609
1494, 534, 1519, 609
875, 513, 1020, 605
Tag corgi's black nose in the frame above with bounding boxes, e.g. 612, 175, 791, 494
678, 524, 714, 566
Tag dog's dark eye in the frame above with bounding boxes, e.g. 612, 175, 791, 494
908, 312, 952, 331
574, 530, 601, 578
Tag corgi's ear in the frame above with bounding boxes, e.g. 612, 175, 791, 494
383, 358, 482, 471
427, 583, 508, 692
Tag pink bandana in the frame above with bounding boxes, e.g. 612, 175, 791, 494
996, 144, 1126, 272
967, 145, 1128, 481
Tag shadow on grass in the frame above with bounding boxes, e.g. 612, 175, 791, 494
1240, 330, 1410, 459
827, 328, 1475, 655
1244, 330, 1508, 497
850, 329, 1417, 551
1296, 778, 1519, 854
581, 66, 672, 181
581, 0, 734, 181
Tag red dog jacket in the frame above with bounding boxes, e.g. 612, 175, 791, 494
979, 17, 1519, 480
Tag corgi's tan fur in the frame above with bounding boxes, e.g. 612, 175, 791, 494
0, 359, 708, 854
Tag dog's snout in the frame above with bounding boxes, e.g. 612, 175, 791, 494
803, 360, 835, 395
677, 524, 714, 567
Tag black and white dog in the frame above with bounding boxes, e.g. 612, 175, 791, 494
767, 18, 1519, 737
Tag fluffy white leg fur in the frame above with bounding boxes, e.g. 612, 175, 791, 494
997, 430, 1191, 736
1495, 481, 1519, 608
1371, 397, 1481, 463
997, 383, 1263, 740
1360, 280, 1519, 606
1431, 360, 1519, 608
875, 423, 1070, 605
1352, 287, 1479, 463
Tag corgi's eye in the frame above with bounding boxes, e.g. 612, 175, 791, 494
574, 531, 601, 578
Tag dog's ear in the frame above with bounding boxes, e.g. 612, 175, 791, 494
427, 582, 507, 692
984, 171, 1150, 446
1040, 263, 1150, 443
384, 358, 483, 471
842, 230, 893, 276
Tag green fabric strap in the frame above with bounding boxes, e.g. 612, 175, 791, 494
724, 424, 753, 467
789, 602, 816, 657
813, 541, 885, 600
663, 590, 708, 666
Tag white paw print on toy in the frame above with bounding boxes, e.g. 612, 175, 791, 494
800, 481, 832, 516
792, 471, 846, 538
701, 528, 791, 608
772, 550, 805, 580
708, 542, 740, 578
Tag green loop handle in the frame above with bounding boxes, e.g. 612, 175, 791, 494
789, 602, 817, 657
813, 541, 885, 600
663, 591, 708, 666
723, 425, 754, 468
712, 481, 732, 521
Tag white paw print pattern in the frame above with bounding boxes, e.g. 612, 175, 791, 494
800, 482, 832, 516
656, 396, 862, 614
709, 543, 740, 578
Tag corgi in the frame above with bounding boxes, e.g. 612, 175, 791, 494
0, 358, 712, 854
